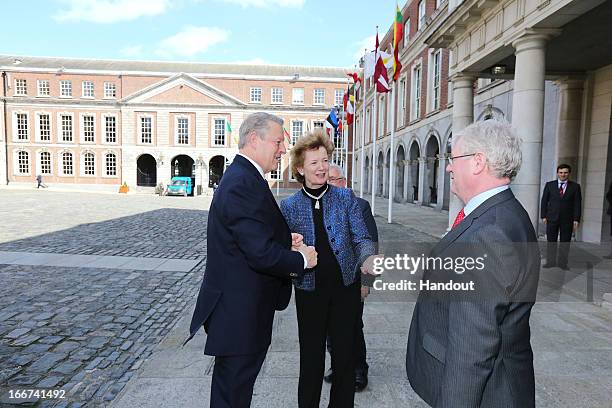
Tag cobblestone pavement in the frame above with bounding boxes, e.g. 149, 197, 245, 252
0, 190, 210, 407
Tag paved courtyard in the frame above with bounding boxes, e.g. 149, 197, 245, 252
0, 189, 610, 407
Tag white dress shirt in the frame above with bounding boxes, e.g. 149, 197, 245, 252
463, 185, 510, 217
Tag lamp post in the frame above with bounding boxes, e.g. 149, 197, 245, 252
195, 155, 205, 196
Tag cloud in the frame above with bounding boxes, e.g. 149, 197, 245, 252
155, 26, 230, 58
216, 0, 305, 7
54, 0, 170, 23
352, 35, 376, 61
119, 45, 144, 58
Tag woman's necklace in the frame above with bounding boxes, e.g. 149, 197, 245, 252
302, 185, 328, 210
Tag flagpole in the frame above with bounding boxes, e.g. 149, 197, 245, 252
388, 79, 397, 223
359, 65, 366, 198
370, 29, 379, 217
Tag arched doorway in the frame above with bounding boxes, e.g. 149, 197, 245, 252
443, 134, 452, 210
137, 154, 157, 187
384, 149, 391, 198
426, 135, 440, 206
396, 145, 405, 202
409, 142, 420, 202
364, 156, 370, 193
377, 151, 384, 196
171, 155, 195, 195
208, 155, 226, 188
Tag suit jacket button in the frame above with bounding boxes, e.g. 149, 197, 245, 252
290, 273, 297, 277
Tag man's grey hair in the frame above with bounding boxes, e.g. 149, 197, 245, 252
329, 164, 345, 178
238, 112, 284, 149
453, 120, 522, 180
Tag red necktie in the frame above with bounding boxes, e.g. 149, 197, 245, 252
452, 208, 465, 229
559, 183, 565, 198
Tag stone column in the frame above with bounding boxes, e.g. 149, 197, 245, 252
436, 156, 447, 211
554, 79, 584, 173
449, 74, 475, 227
417, 157, 426, 206
511, 31, 556, 229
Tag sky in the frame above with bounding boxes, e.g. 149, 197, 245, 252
1, 0, 402, 68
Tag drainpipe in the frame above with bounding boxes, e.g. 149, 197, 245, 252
1, 71, 8, 185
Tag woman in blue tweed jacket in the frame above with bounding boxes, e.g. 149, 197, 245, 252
280, 130, 376, 408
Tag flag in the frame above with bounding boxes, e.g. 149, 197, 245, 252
227, 121, 238, 144
283, 127, 291, 144
364, 45, 393, 79
344, 85, 355, 125
393, 4, 403, 81
347, 72, 361, 90
338, 119, 343, 133
324, 107, 339, 136
374, 32, 391, 93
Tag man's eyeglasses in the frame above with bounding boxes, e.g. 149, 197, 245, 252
446, 153, 476, 164
328, 177, 346, 182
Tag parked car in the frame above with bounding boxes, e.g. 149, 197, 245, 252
166, 177, 193, 196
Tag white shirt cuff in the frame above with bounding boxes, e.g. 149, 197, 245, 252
300, 251, 308, 269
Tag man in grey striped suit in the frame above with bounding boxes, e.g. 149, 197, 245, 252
406, 120, 540, 407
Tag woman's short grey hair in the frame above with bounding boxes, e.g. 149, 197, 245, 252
453, 120, 522, 180
238, 112, 284, 149
329, 164, 345, 178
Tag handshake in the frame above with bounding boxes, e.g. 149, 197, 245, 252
291, 233, 318, 268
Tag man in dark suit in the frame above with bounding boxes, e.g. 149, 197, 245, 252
325, 164, 379, 391
406, 120, 540, 407
540, 164, 582, 270
185, 112, 318, 408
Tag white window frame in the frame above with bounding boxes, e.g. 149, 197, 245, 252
37, 80, 50, 97
271, 87, 283, 104
58, 112, 75, 143
313, 88, 325, 105
378, 96, 385, 135
436, 0, 442, 8
399, 78, 407, 127
59, 150, 74, 176
13, 111, 30, 142
37, 150, 53, 175
82, 81, 95, 98
249, 87, 262, 103
404, 18, 411, 44
213, 117, 227, 147
289, 158, 297, 181
15, 150, 31, 175
103, 114, 118, 144
81, 150, 96, 177
138, 114, 154, 145
418, 0, 426, 31
104, 82, 117, 99
15, 79, 27, 96
411, 64, 422, 122
60, 80, 72, 98
35, 112, 52, 142
428, 49, 442, 112
104, 152, 118, 177
312, 120, 325, 129
80, 113, 96, 143
292, 88, 304, 105
175, 115, 190, 145
270, 161, 282, 181
291, 120, 304, 145
334, 89, 344, 107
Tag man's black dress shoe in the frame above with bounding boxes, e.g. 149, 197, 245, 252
355, 370, 368, 392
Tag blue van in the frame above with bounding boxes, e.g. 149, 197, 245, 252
166, 176, 193, 196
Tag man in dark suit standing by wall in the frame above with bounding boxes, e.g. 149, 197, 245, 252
540, 164, 582, 270
325, 164, 379, 391
406, 120, 540, 407
185, 112, 318, 408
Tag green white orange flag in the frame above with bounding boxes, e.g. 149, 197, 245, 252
392, 4, 403, 81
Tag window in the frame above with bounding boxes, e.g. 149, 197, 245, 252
62, 152, 73, 175
104, 82, 116, 98
105, 153, 117, 176
104, 116, 116, 143
429, 50, 442, 111
82, 115, 95, 142
436, 0, 442, 8
291, 120, 303, 145
250, 87, 262, 103
38, 113, 51, 141
313, 120, 325, 129
214, 118, 226, 146
82, 81, 94, 98
140, 117, 152, 144
418, 0, 426, 30
16, 113, 29, 140
177, 117, 189, 144
39, 152, 51, 175
270, 162, 281, 180
404, 18, 411, 44
313, 89, 325, 105
83, 152, 95, 175
17, 151, 29, 174
378, 97, 385, 134
335, 89, 344, 107
399, 79, 407, 127
61, 114, 73, 142
271, 88, 283, 104
37, 80, 50, 97
292, 88, 304, 105
60, 80, 72, 97
15, 79, 27, 96
386, 94, 392, 133
411, 65, 422, 121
